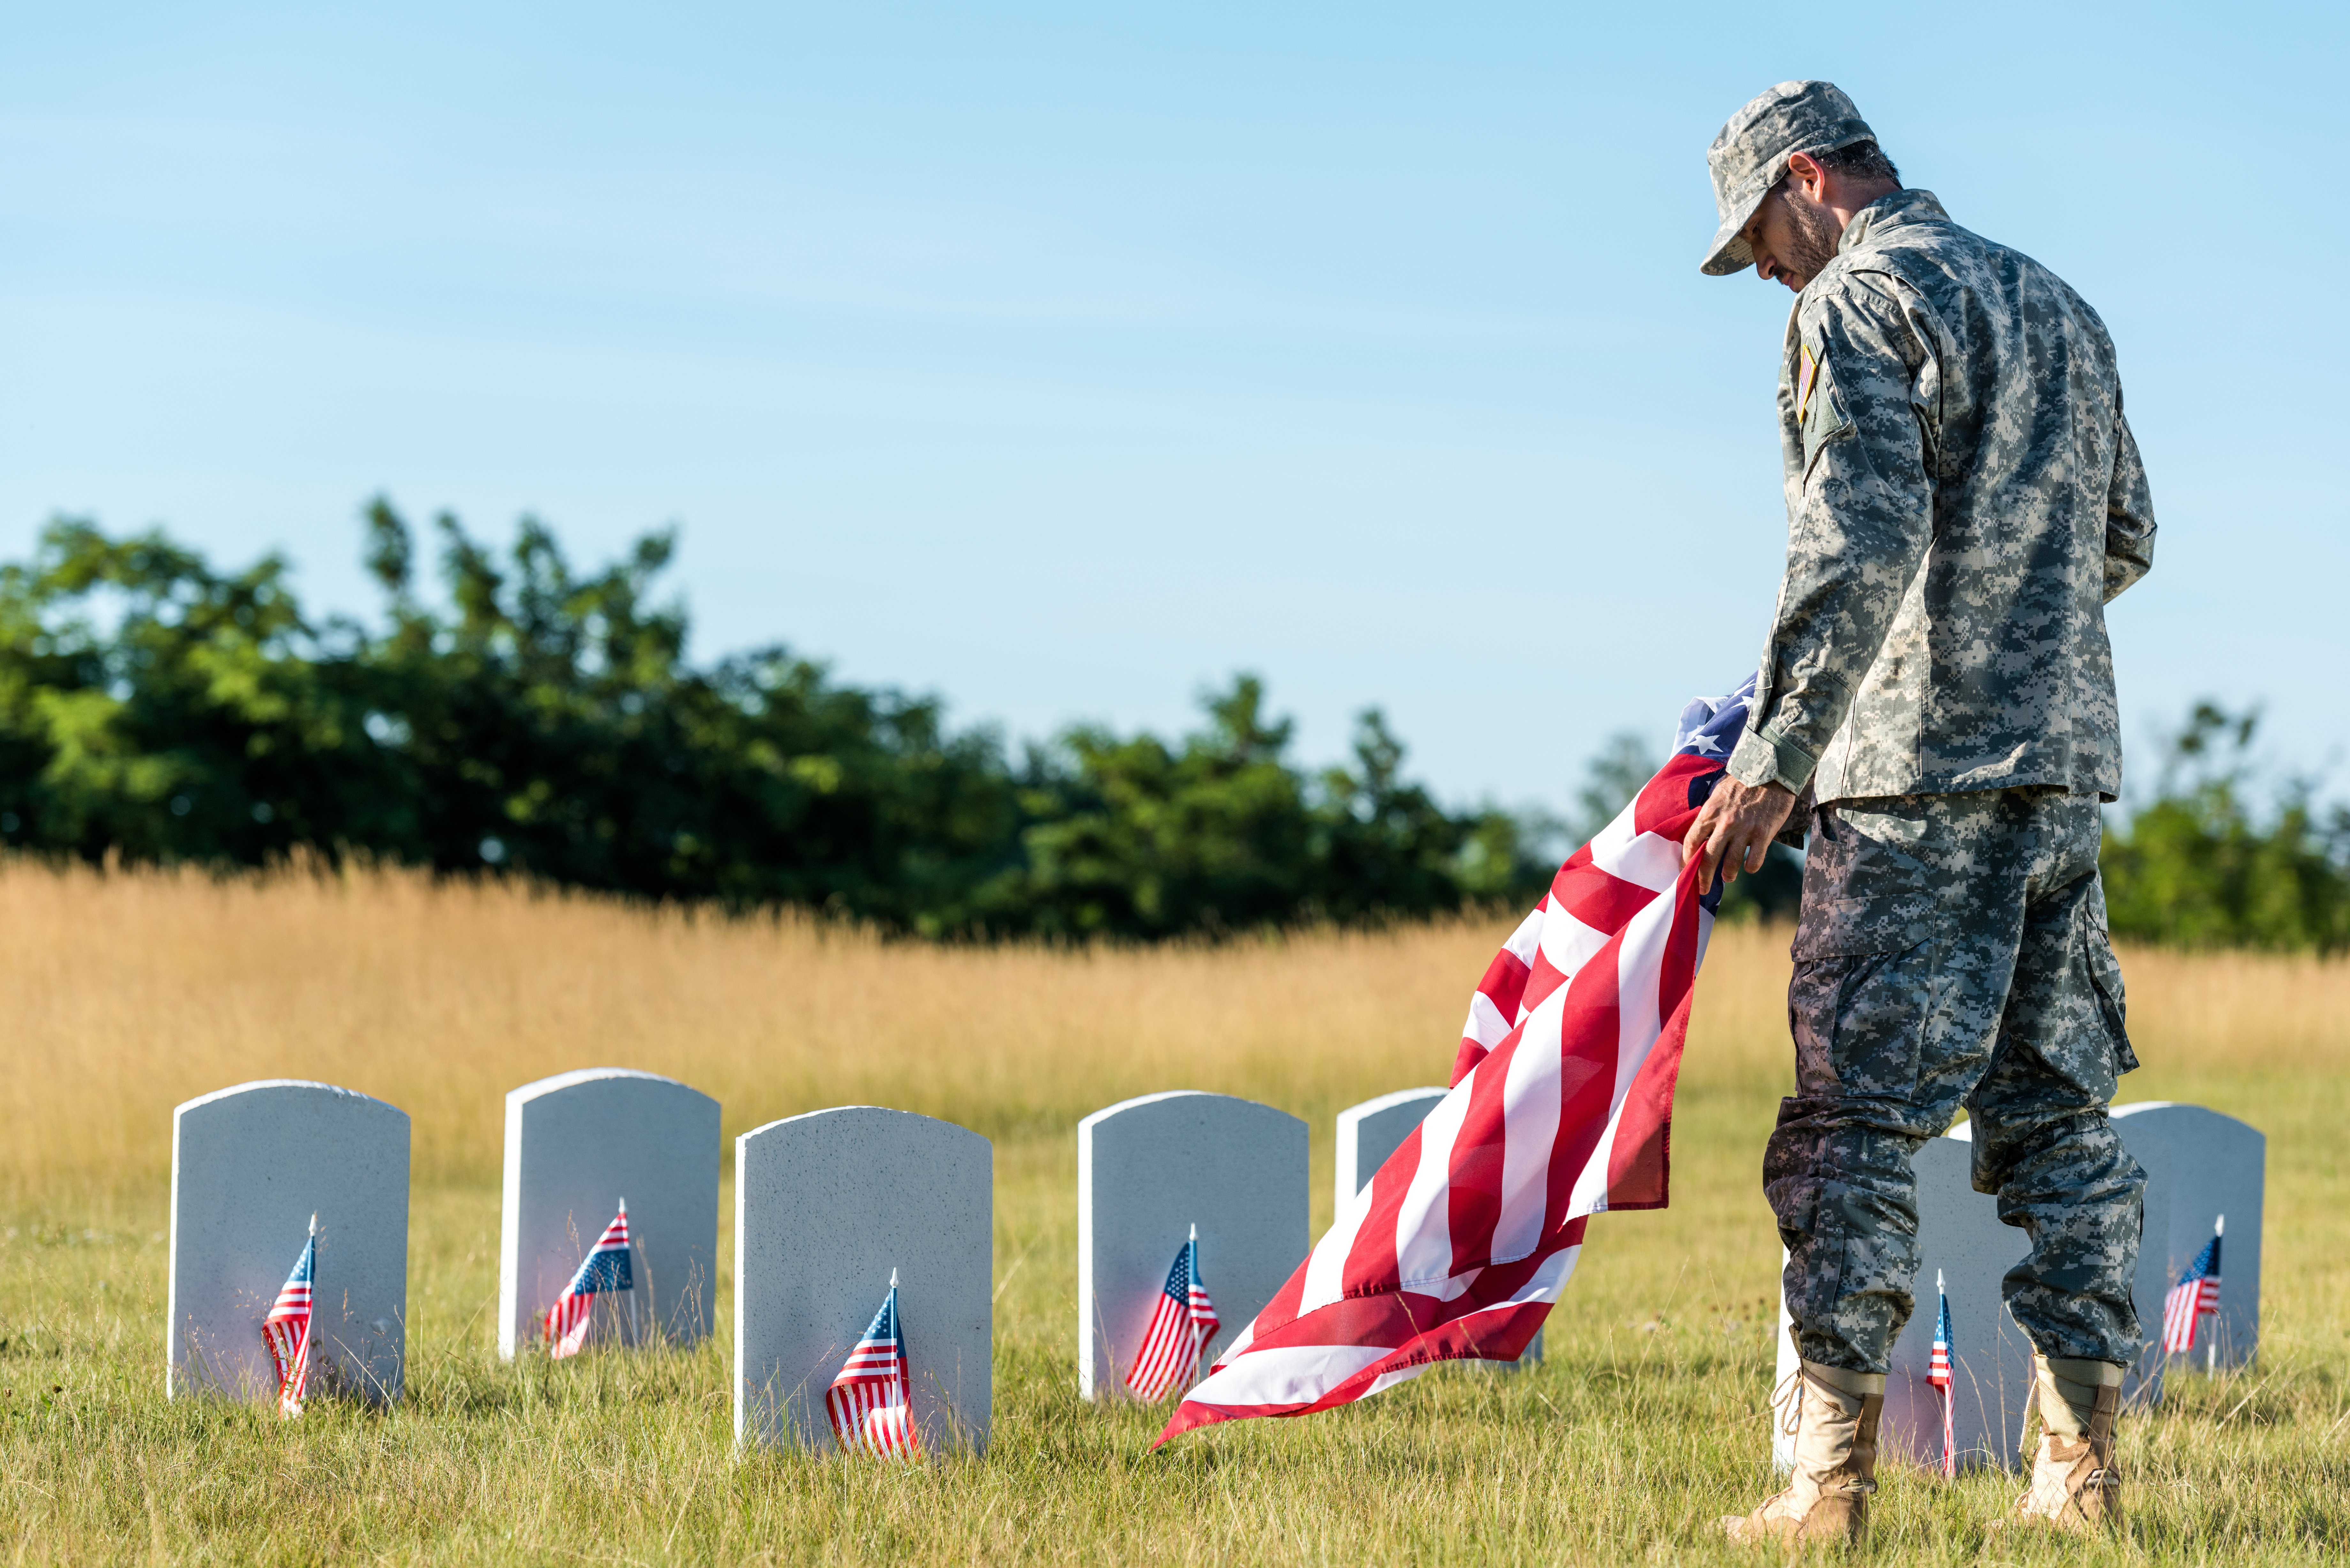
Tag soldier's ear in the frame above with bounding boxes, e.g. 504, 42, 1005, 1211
1784, 151, 1829, 203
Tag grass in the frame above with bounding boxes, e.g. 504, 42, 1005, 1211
2, 859, 2346, 1563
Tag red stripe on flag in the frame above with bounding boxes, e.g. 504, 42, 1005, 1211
1453, 947, 1533, 1082
1630, 756, 1716, 837
1340, 1125, 1422, 1296
1158, 1223, 1588, 1444
1449, 1034, 1490, 1086
1552, 864, 1662, 941
1474, 947, 1532, 1031
1538, 940, 1626, 1226
1515, 945, 1572, 1029
1444, 1029, 1519, 1276
1603, 874, 1701, 1212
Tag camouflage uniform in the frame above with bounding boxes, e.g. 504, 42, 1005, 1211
1717, 163, 2159, 1372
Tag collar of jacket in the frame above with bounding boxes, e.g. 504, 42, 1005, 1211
1837, 187, 1950, 257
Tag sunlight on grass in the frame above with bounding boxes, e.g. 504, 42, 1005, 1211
2, 860, 2344, 1562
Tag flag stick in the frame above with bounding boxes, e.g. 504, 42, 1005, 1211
621, 1197, 639, 1344
1935, 1270, 1952, 1479
2209, 1215, 2224, 1373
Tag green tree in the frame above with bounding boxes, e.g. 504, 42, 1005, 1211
2100, 703, 2350, 953
1012, 680, 1543, 936
0, 520, 377, 862
0, 506, 1551, 939
351, 500, 1030, 929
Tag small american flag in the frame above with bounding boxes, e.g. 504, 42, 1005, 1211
826, 1271, 920, 1459
262, 1214, 316, 1418
2161, 1215, 2224, 1355
544, 1200, 632, 1359
1125, 1226, 1220, 1401
1927, 1270, 1954, 1477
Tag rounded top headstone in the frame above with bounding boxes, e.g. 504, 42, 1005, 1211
734, 1103, 993, 1453
175, 1079, 408, 1121
168, 1078, 410, 1404
507, 1066, 716, 1106
498, 1064, 722, 1359
2112, 1100, 2264, 1142
740, 1103, 989, 1145
1342, 1086, 1452, 1121
1079, 1089, 1307, 1135
1076, 1089, 1308, 1401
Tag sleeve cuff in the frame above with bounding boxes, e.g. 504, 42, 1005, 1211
1727, 725, 1819, 792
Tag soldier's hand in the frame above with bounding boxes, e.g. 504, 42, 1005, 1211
1682, 776, 1798, 887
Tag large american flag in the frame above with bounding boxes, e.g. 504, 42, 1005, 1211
1928, 1270, 1955, 1477
545, 1200, 632, 1360
827, 1273, 921, 1459
2161, 1216, 2224, 1355
1126, 1227, 1220, 1401
1157, 681, 1753, 1444
262, 1215, 317, 1418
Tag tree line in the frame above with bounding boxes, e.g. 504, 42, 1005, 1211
0, 507, 2335, 949
0, 507, 1555, 938
2099, 703, 2350, 953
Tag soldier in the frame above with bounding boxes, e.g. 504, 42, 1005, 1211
1680, 82, 2157, 1543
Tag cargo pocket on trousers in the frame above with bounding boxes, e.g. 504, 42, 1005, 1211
1792, 946, 1933, 1101
1789, 892, 1937, 1103
2083, 896, 2138, 1074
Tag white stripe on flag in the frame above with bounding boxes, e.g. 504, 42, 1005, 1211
1185, 1343, 1391, 1408
1464, 989, 1512, 1050
1492, 982, 1568, 1264
1585, 807, 1681, 893
1566, 889, 1674, 1217
1393, 1077, 1471, 1288
1500, 907, 1543, 966
1535, 903, 1611, 991
1302, 1177, 1377, 1313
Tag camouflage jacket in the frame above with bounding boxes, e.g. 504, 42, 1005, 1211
1725, 188, 2156, 805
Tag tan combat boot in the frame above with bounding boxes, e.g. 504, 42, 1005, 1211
2001, 1354, 2123, 1534
1723, 1360, 1884, 1546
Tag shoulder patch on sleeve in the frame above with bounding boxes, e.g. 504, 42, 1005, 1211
1796, 343, 1821, 423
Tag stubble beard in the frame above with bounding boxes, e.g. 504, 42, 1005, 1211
1779, 193, 1843, 289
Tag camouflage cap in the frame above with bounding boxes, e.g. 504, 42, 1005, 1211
1701, 81, 1875, 276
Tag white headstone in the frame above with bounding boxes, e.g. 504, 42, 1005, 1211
1334, 1086, 1541, 1370
1776, 1103, 2263, 1472
498, 1067, 722, 1359
2111, 1102, 2264, 1371
1335, 1087, 1448, 1212
1078, 1090, 1308, 1401
1773, 1136, 2042, 1473
734, 1106, 992, 1454
167, 1080, 410, 1405
1883, 1134, 2061, 1472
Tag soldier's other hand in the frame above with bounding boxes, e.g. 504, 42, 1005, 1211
1682, 777, 1797, 887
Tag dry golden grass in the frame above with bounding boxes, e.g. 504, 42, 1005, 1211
3, 859, 2346, 1563
2, 857, 1524, 1195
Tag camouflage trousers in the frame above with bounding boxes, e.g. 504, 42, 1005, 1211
1766, 787, 2145, 1374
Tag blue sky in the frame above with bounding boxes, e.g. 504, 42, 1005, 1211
2, 4, 2340, 815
